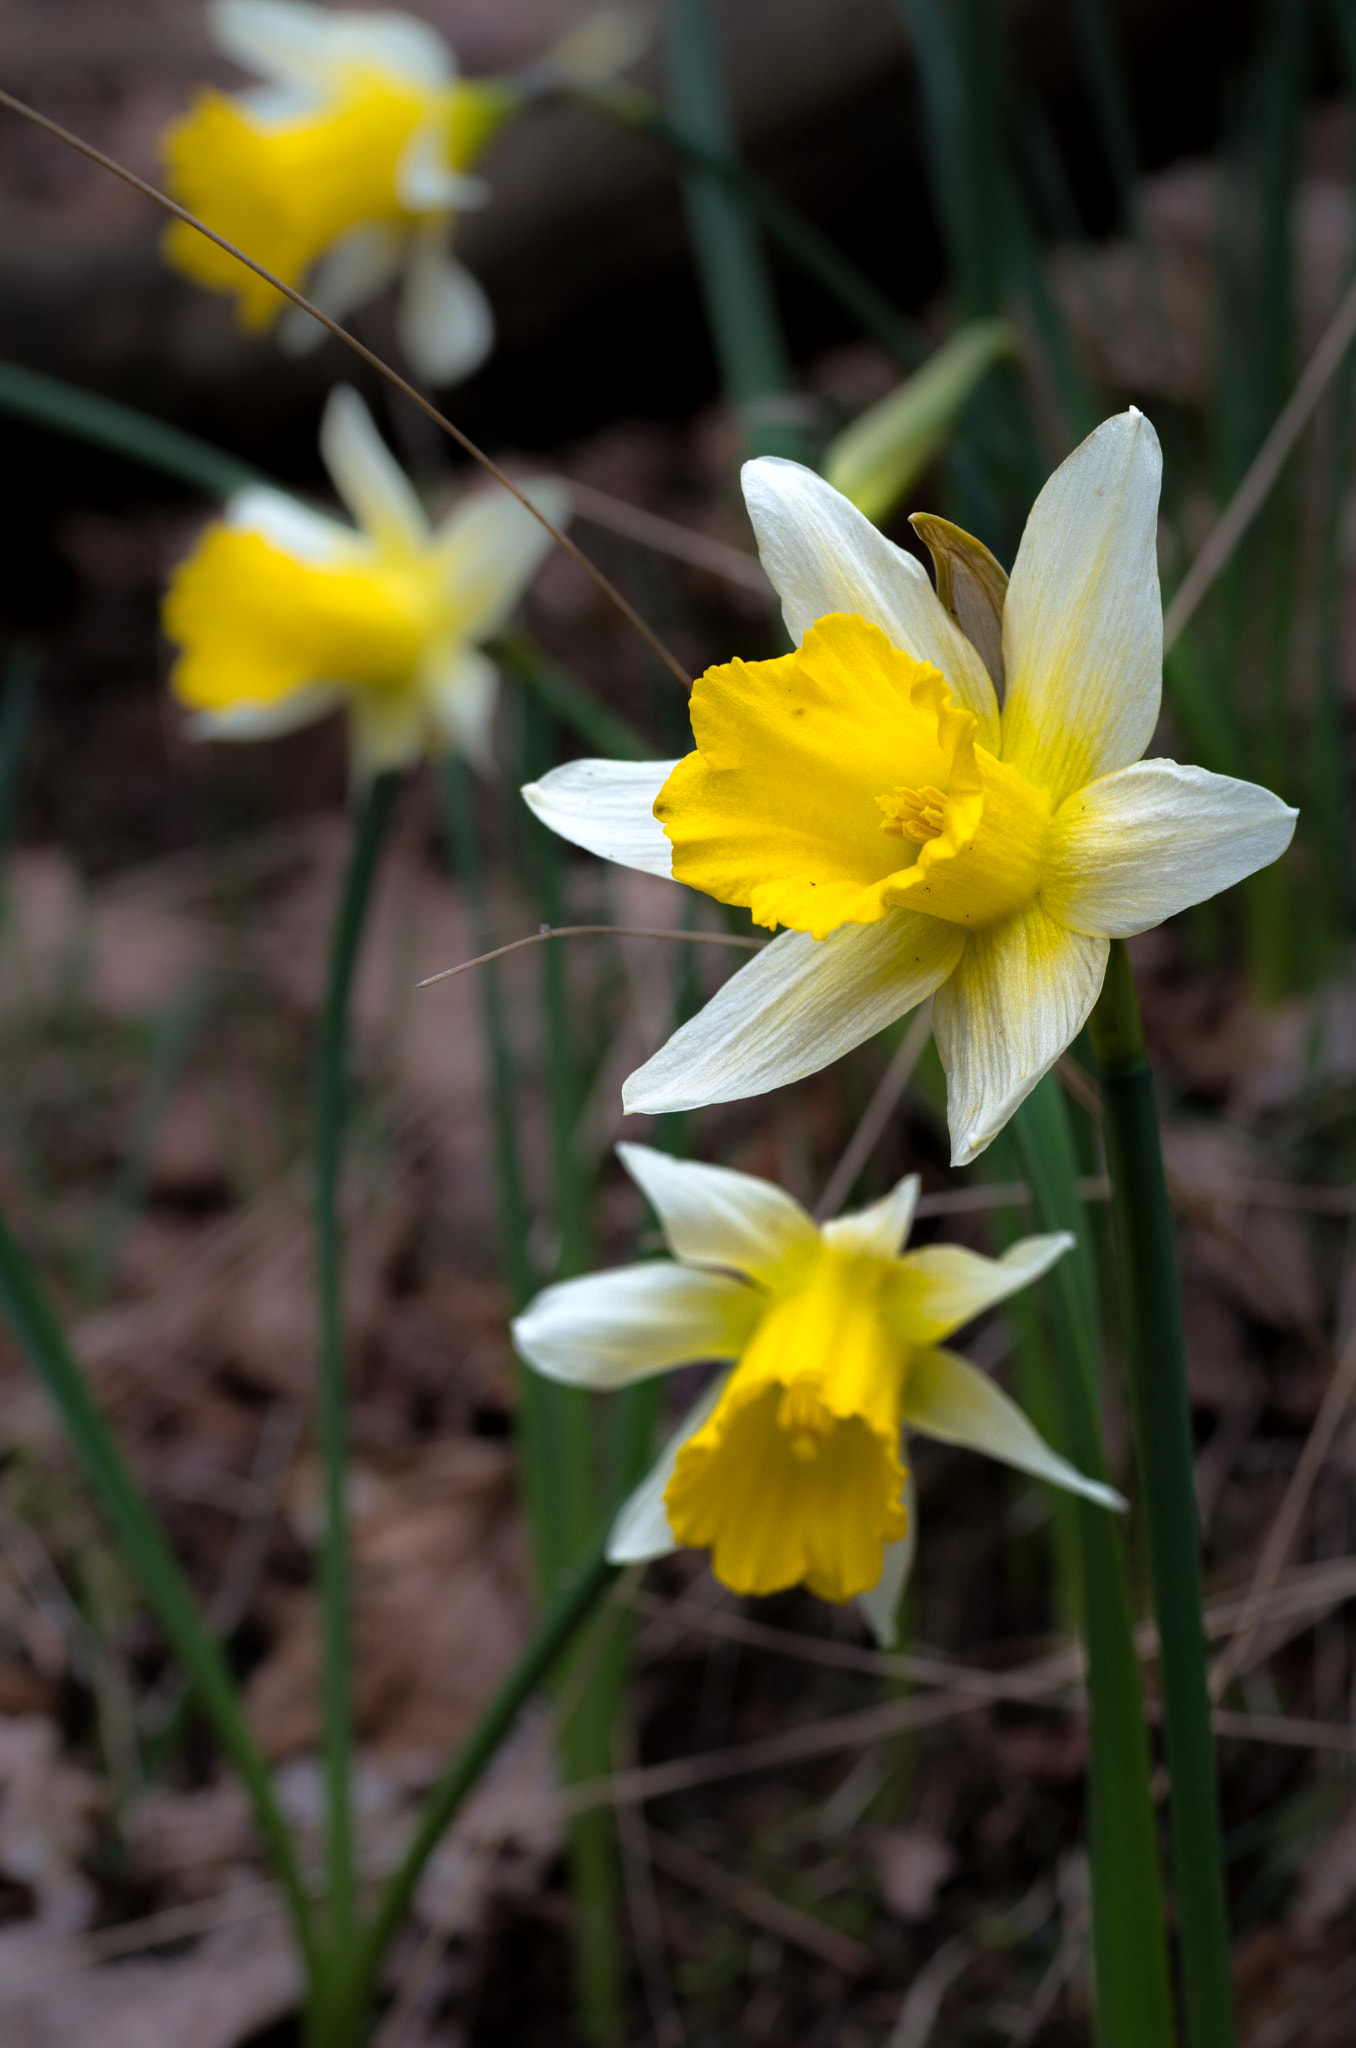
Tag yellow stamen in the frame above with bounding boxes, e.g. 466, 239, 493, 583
877, 783, 949, 842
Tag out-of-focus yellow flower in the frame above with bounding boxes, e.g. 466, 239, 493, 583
514, 1145, 1119, 1636
163, 1, 508, 382
163, 385, 564, 776
523, 413, 1298, 1164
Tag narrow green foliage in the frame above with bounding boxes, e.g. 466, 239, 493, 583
823, 319, 1017, 523
1089, 942, 1236, 2048
357, 1531, 621, 2028
82, 976, 213, 1306
498, 632, 650, 763
665, 0, 811, 461
0, 1199, 316, 1973
0, 358, 260, 498
1066, 0, 1142, 230
312, 772, 401, 1959
1010, 1078, 1175, 2048
587, 87, 926, 367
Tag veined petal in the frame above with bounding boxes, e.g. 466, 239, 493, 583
421, 644, 497, 768
904, 1347, 1124, 1510
933, 904, 1108, 1166
857, 1465, 917, 1648
607, 1375, 729, 1564
277, 222, 405, 356
212, 1, 454, 90
822, 1174, 921, 1260
1001, 410, 1162, 803
616, 1142, 818, 1282
397, 230, 494, 386
1043, 759, 1299, 938
434, 479, 567, 643
227, 485, 359, 564
188, 681, 344, 741
623, 912, 964, 1116
320, 385, 430, 554
741, 457, 999, 746
521, 758, 678, 878
891, 1232, 1072, 1344
512, 1264, 760, 1389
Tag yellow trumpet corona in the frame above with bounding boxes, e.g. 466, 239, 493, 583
513, 1146, 1120, 1633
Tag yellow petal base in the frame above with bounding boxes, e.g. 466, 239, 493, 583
664, 1250, 909, 1601
655, 613, 1050, 941
165, 526, 433, 712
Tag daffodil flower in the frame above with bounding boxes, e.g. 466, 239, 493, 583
163, 385, 564, 777
513, 1145, 1120, 1640
162, 0, 509, 382
523, 413, 1297, 1163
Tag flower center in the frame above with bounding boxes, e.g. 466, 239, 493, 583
777, 1381, 837, 1460
877, 784, 948, 843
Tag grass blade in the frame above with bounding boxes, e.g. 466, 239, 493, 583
1010, 1078, 1176, 2048
1089, 943, 1236, 2048
312, 771, 401, 1954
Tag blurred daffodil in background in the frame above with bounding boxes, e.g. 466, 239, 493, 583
524, 412, 1298, 1164
162, 0, 651, 383
163, 384, 564, 776
513, 1144, 1120, 1640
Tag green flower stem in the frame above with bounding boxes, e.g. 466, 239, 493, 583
437, 756, 566, 1618
1088, 940, 1236, 2048
0, 1198, 317, 1974
665, 0, 814, 464
313, 771, 401, 1957
1010, 1076, 1175, 2048
355, 1531, 621, 2025
0, 357, 260, 498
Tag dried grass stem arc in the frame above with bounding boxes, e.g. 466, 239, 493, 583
416, 924, 765, 987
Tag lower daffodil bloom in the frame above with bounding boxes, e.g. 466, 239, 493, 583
162, 0, 506, 382
522, 412, 1298, 1163
513, 1145, 1121, 1642
163, 384, 564, 776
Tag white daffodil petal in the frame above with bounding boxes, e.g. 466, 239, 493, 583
227, 485, 359, 564
741, 457, 1000, 747
397, 116, 490, 212
278, 222, 406, 357
398, 232, 494, 386
347, 686, 429, 779
211, 2, 453, 89
435, 480, 567, 643
822, 1174, 921, 1260
512, 1264, 759, 1389
188, 682, 344, 742
422, 644, 498, 769
607, 1375, 729, 1564
1001, 409, 1163, 804
1043, 759, 1299, 938
857, 1464, 917, 1648
522, 758, 678, 879
319, 386, 430, 554
896, 1233, 1073, 1344
623, 912, 965, 1117
616, 1142, 818, 1280
904, 1347, 1124, 1511
933, 906, 1108, 1167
